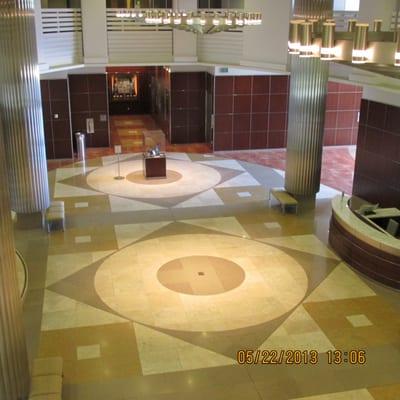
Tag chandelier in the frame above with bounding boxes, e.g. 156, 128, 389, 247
116, 9, 262, 34
288, 17, 400, 67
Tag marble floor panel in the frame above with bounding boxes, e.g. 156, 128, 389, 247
17, 151, 400, 400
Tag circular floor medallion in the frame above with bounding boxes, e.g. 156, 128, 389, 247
86, 159, 222, 199
157, 256, 245, 295
126, 170, 182, 185
95, 233, 309, 332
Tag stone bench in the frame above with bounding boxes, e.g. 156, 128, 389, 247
268, 188, 298, 214
45, 201, 65, 233
29, 357, 63, 400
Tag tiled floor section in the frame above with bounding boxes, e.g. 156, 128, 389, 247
218, 146, 356, 195
47, 115, 211, 171
48, 115, 355, 195
23, 150, 399, 399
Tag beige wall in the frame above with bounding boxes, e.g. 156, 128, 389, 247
241, 0, 291, 71
173, 0, 292, 69
81, 0, 108, 63
172, 0, 198, 61
358, 0, 397, 30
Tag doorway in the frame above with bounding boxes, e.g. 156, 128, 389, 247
107, 66, 161, 153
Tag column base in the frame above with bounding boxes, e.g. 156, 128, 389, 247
294, 195, 317, 212
14, 212, 44, 230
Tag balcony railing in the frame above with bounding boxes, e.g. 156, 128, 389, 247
106, 9, 173, 63
40, 9, 83, 67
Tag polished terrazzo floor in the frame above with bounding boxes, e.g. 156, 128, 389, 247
16, 152, 400, 400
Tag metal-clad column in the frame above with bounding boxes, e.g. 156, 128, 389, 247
0, 122, 30, 400
285, 0, 333, 196
0, 0, 50, 213
285, 57, 329, 195
293, 0, 334, 19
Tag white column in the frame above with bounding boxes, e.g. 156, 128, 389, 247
81, 0, 109, 64
172, 0, 197, 62
34, 0, 49, 71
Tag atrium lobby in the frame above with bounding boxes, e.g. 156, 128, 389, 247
0, 1, 400, 400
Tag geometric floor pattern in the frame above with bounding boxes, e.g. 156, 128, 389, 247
16, 152, 400, 400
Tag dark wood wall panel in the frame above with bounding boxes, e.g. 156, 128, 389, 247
213, 75, 289, 151
353, 99, 400, 207
329, 214, 400, 289
40, 79, 73, 159
205, 72, 214, 144
213, 76, 362, 151
323, 81, 362, 146
69, 74, 110, 148
170, 72, 206, 144
151, 67, 170, 140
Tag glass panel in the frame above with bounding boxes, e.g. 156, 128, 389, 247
210, 0, 222, 8
69, 0, 81, 7
105, 0, 170, 8
135, 0, 151, 8
42, 0, 67, 7
42, 0, 82, 7
334, 0, 359, 11
198, 0, 209, 8
153, 0, 166, 7
344, 0, 360, 11
228, 0, 244, 9
106, 0, 128, 7
333, 0, 346, 10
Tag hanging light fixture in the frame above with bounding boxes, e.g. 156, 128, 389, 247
287, 12, 397, 68
373, 19, 383, 32
116, 8, 262, 35
395, 31, 400, 66
347, 19, 357, 33
288, 20, 303, 55
352, 23, 369, 64
320, 22, 336, 61
299, 22, 317, 58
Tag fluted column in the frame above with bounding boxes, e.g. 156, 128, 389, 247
285, 57, 329, 195
285, 0, 333, 196
0, 122, 30, 399
0, 0, 50, 213
293, 0, 334, 19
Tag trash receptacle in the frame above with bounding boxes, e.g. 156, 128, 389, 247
75, 132, 86, 161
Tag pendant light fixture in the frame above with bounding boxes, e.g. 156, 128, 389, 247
116, 8, 262, 34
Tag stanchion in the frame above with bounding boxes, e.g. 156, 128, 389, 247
114, 145, 125, 180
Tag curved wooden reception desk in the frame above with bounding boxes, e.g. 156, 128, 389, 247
329, 195, 400, 289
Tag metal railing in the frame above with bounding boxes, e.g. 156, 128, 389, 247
40, 8, 83, 66
41, 8, 82, 34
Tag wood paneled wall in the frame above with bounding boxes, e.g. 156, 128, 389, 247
40, 79, 73, 159
353, 99, 400, 207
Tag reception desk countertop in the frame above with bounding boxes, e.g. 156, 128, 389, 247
332, 195, 400, 258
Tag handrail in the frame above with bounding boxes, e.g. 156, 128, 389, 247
15, 250, 28, 302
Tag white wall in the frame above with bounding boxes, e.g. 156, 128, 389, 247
40, 65, 106, 79
241, 0, 291, 71
358, 0, 397, 30
81, 0, 108, 64
214, 66, 288, 75
34, 0, 45, 67
172, 0, 198, 62
173, 31, 198, 62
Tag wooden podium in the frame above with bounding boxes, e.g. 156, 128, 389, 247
143, 153, 166, 178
